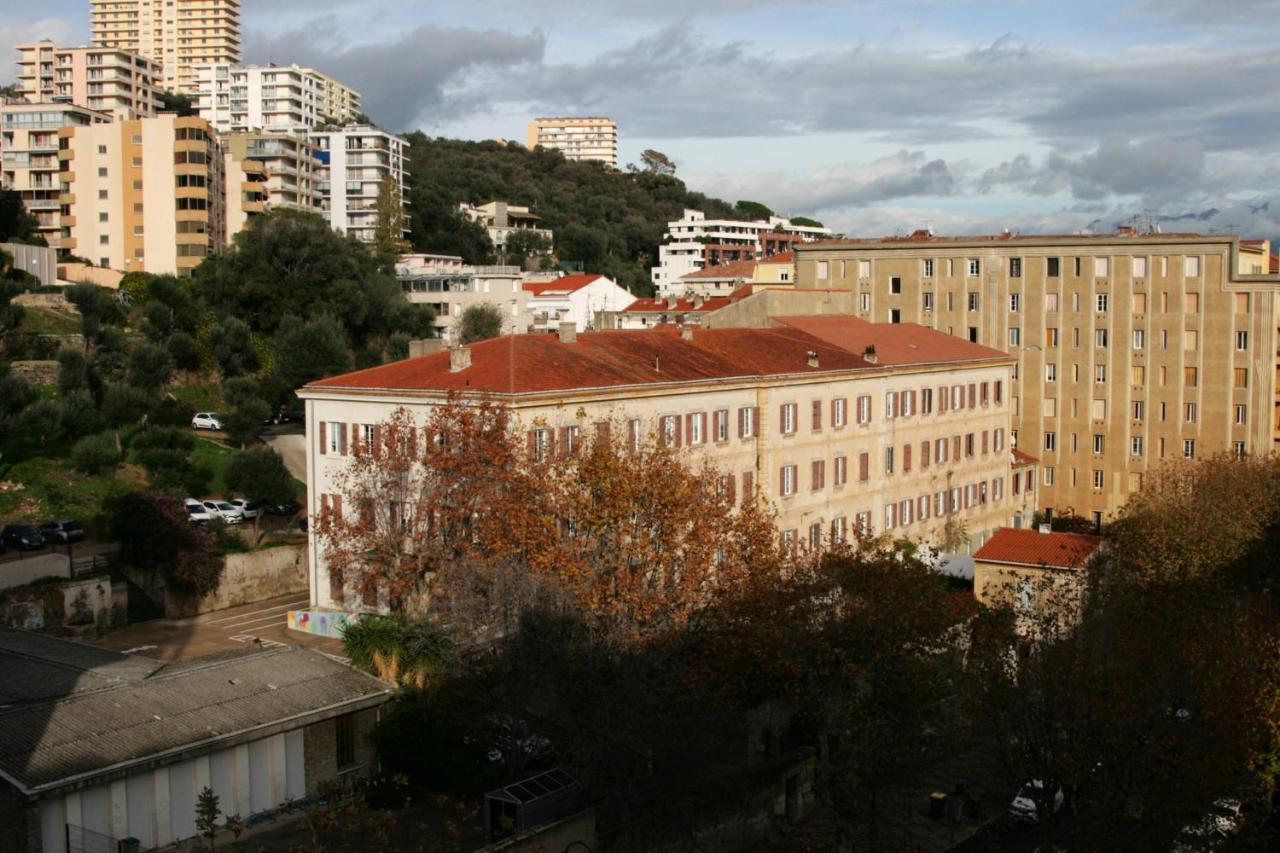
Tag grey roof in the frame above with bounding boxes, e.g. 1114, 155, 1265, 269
0, 636, 391, 794
0, 629, 163, 706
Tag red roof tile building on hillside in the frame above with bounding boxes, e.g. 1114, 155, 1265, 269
300, 318, 1023, 612
972, 527, 1102, 625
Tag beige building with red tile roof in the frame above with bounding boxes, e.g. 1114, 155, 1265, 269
299, 318, 1020, 612
973, 527, 1102, 629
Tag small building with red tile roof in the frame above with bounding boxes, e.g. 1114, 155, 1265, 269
299, 317, 1020, 612
973, 527, 1102, 624
606, 286, 754, 329
521, 273, 636, 333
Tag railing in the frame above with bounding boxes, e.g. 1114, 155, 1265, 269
65, 823, 125, 853
71, 551, 116, 577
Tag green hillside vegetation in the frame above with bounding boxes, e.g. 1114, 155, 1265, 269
403, 135, 814, 296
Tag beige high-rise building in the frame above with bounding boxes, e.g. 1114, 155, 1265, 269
298, 67, 362, 124
59, 114, 227, 274
90, 0, 242, 95
222, 131, 318, 215
15, 41, 158, 118
794, 230, 1280, 524
526, 116, 617, 167
1, 102, 110, 248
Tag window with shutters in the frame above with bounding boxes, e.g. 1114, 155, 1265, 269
714, 409, 729, 442
811, 459, 825, 491
809, 523, 822, 551
326, 422, 340, 454
856, 395, 872, 424
901, 390, 915, 417
533, 428, 550, 463
858, 452, 870, 482
780, 464, 797, 497
856, 511, 872, 535
688, 413, 703, 445
900, 499, 913, 526
951, 385, 963, 409
1235, 404, 1247, 426
628, 418, 642, 451
661, 415, 678, 447
885, 446, 895, 475
1234, 367, 1248, 388
834, 455, 848, 486
740, 406, 756, 439
885, 503, 896, 530
921, 387, 933, 414
832, 397, 847, 427
563, 425, 580, 454
812, 399, 823, 431
781, 403, 797, 435
831, 516, 847, 543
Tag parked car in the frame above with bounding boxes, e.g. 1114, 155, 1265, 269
191, 412, 224, 430
229, 499, 262, 519
1010, 780, 1064, 823
264, 407, 292, 425
184, 499, 212, 523
266, 500, 301, 517
202, 500, 245, 524
1, 524, 47, 551
38, 519, 85, 544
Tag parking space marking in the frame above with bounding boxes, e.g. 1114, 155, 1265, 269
229, 634, 288, 650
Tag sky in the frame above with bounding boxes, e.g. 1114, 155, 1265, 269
5, 0, 1280, 239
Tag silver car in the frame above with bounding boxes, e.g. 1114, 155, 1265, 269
202, 500, 244, 524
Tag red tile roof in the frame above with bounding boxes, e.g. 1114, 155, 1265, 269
772, 316, 1010, 367
973, 528, 1101, 569
1011, 448, 1038, 467
623, 286, 753, 314
1271, 253, 1278, 274
759, 251, 794, 264
681, 258, 757, 281
304, 317, 1007, 396
522, 274, 605, 296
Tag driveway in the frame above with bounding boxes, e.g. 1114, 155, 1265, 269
90, 593, 343, 662
263, 426, 307, 482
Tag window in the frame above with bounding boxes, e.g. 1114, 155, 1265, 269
922, 291, 934, 311
689, 412, 704, 444
1185, 256, 1200, 277
890, 276, 902, 294
1046, 327, 1059, 347
858, 260, 871, 278
335, 713, 357, 770
967, 258, 980, 276
780, 464, 797, 496
1183, 439, 1195, 460
831, 516, 847, 544
1131, 436, 1144, 457
1236, 331, 1248, 351
1096, 293, 1109, 313
782, 529, 797, 551
1095, 328, 1108, 348
832, 397, 848, 428
98, 235, 109, 244
1010, 257, 1022, 277
98, 189, 108, 200
1133, 256, 1147, 277
1044, 293, 1060, 314
1133, 400, 1145, 421
922, 258, 934, 277
1044, 431, 1057, 451
901, 389, 916, 417
968, 327, 979, 342
714, 409, 729, 442
1095, 364, 1107, 384
1185, 402, 1197, 423
1133, 329, 1145, 349
739, 406, 756, 438
885, 446, 895, 475
967, 292, 979, 311
1009, 327, 1021, 346
1184, 366, 1198, 387
834, 455, 848, 486
1234, 293, 1250, 313
859, 293, 871, 313
811, 459, 825, 491
1044, 467, 1055, 486
1234, 367, 1248, 388
856, 394, 872, 424
816, 260, 829, 280
779, 403, 797, 435
1092, 434, 1104, 454
1093, 470, 1104, 490
1132, 366, 1145, 385
1074, 257, 1083, 276
1044, 363, 1057, 383
1009, 293, 1020, 312
809, 523, 822, 551
858, 452, 870, 482
1183, 330, 1198, 351
1094, 257, 1110, 277
1047, 257, 1061, 277
661, 415, 678, 447
921, 387, 933, 414
1234, 441, 1247, 458
628, 418, 642, 451
1235, 404, 1247, 426
885, 392, 897, 419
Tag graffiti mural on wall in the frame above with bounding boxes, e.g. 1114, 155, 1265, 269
287, 609, 361, 638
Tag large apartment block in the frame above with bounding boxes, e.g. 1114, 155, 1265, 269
310, 126, 407, 244
222, 131, 318, 214
652, 209, 831, 297
90, 0, 242, 95
794, 231, 1280, 523
1, 103, 110, 248
15, 41, 157, 118
58, 114, 229, 274
194, 63, 360, 132
298, 319, 1016, 611
526, 116, 617, 168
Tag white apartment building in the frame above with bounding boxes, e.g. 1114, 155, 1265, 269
526, 116, 617, 167
299, 67, 363, 123
90, 0, 242, 95
1, 103, 111, 248
297, 318, 1016, 612
15, 41, 157, 118
310, 126, 408, 244
523, 273, 636, 332
194, 63, 322, 132
396, 255, 531, 339
652, 209, 831, 297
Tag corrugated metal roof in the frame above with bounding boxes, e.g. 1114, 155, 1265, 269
0, 639, 391, 793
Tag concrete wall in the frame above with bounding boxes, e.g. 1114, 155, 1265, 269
0, 783, 40, 853
702, 288, 855, 330
1, 243, 58, 287
7, 360, 61, 385
0, 554, 70, 592
302, 708, 380, 796
165, 544, 306, 618
56, 263, 123, 289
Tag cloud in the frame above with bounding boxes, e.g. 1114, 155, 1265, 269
1137, 0, 1280, 26
979, 138, 1206, 204
0, 16, 80, 85
244, 20, 546, 131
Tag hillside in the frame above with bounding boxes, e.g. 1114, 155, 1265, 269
402, 135, 783, 296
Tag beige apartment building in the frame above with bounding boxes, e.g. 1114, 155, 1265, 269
16, 41, 157, 118
526, 116, 617, 167
300, 67, 363, 123
298, 319, 1016, 611
2, 103, 110, 248
794, 231, 1280, 523
222, 131, 318, 214
59, 114, 228, 274
90, 0, 242, 95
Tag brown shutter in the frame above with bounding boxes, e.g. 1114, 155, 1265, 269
903, 443, 912, 472
372, 424, 382, 459
812, 399, 822, 431
859, 452, 869, 482
742, 470, 754, 499
752, 407, 760, 436
921, 441, 930, 469
527, 429, 537, 460
982, 430, 989, 455
332, 494, 342, 516
737, 407, 745, 438
811, 460, 821, 490
700, 412, 708, 442
686, 413, 695, 444
779, 404, 788, 434
558, 426, 570, 458
595, 420, 611, 447
727, 472, 737, 504
319, 421, 327, 455
953, 435, 961, 459
968, 383, 976, 408
339, 423, 348, 456
892, 392, 900, 418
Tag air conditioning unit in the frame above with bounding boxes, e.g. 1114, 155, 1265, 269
1038, 524, 1052, 535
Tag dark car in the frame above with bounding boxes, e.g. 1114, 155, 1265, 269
1, 525, 46, 551
38, 520, 85, 544
266, 500, 301, 517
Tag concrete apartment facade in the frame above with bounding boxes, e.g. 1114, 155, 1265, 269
652, 209, 831, 297
297, 319, 1017, 611
90, 0, 242, 95
1, 103, 110, 249
222, 131, 318, 214
310, 126, 407, 244
59, 114, 229, 274
194, 63, 359, 132
15, 41, 157, 118
458, 201, 554, 255
526, 116, 618, 167
299, 67, 363, 123
396, 255, 532, 340
793, 231, 1280, 523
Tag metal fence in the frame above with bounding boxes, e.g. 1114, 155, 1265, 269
65, 823, 124, 853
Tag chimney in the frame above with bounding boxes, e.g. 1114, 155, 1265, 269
681, 326, 694, 341
558, 321, 577, 343
862, 344, 877, 364
408, 339, 444, 358
449, 346, 471, 372
666, 296, 678, 309
1038, 523, 1052, 535
692, 294, 704, 309
807, 349, 819, 368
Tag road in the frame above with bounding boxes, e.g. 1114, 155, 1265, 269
263, 424, 307, 482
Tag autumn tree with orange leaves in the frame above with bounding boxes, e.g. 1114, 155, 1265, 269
316, 399, 783, 639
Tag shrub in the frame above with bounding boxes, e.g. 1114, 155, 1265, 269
111, 493, 222, 596
130, 426, 196, 453
72, 432, 120, 474
148, 397, 197, 428
101, 382, 151, 426
59, 389, 100, 439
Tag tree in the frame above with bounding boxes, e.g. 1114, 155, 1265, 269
501, 229, 550, 264
735, 200, 774, 221
0, 190, 41, 244
273, 314, 351, 390
126, 342, 175, 391
639, 149, 677, 176
57, 347, 91, 394
374, 175, 409, 255
225, 445, 295, 538
457, 303, 504, 344
100, 382, 151, 427
156, 90, 197, 117
112, 493, 223, 596
207, 316, 259, 378
194, 786, 221, 850
221, 377, 269, 448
